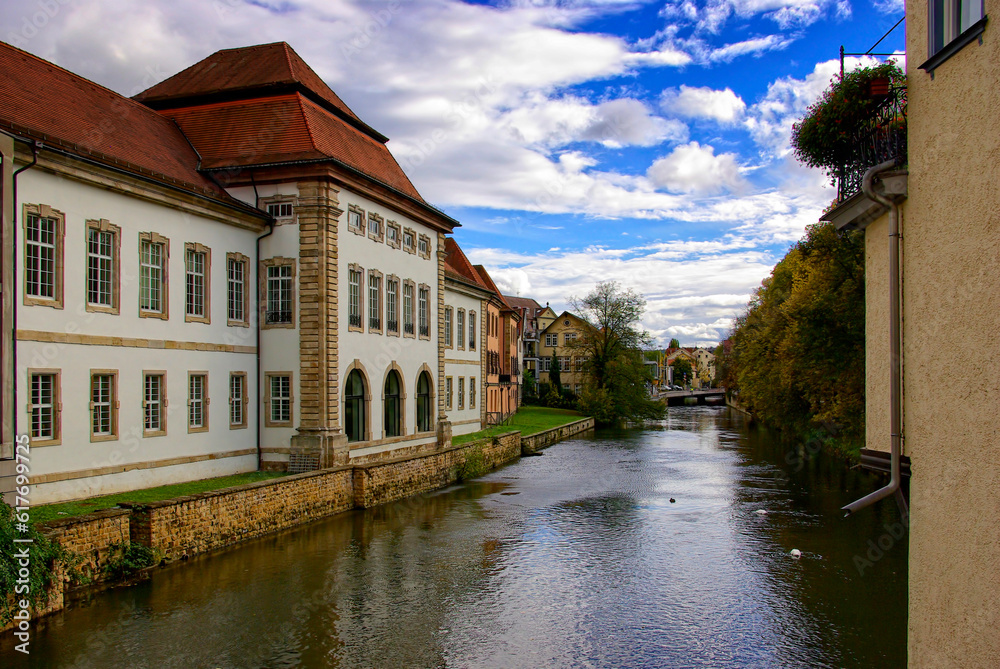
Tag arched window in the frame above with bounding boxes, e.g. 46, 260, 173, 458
416, 371, 432, 432
345, 369, 366, 442
384, 370, 401, 438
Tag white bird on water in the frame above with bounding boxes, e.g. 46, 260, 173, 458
754, 509, 768, 515
790, 549, 802, 558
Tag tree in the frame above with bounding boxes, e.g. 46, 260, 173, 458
569, 281, 665, 424
548, 351, 561, 393
668, 338, 681, 349
522, 369, 536, 399
671, 358, 693, 387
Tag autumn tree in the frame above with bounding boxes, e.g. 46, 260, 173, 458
569, 281, 665, 424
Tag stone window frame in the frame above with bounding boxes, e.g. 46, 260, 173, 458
260, 257, 296, 330
142, 370, 168, 438
386, 221, 401, 249
264, 372, 294, 428
418, 283, 431, 340
187, 371, 210, 434
457, 308, 465, 350
184, 242, 212, 324
446, 376, 453, 410
90, 369, 119, 443
226, 252, 250, 327
417, 234, 432, 260
386, 274, 400, 337
470, 376, 476, 409
402, 279, 416, 338
381, 362, 408, 439
367, 268, 383, 334
367, 211, 385, 243
229, 371, 249, 430
84, 218, 121, 315
138, 231, 170, 320
347, 205, 366, 236
444, 307, 453, 348
469, 311, 477, 351
402, 227, 416, 254
414, 364, 436, 434
458, 377, 464, 410
348, 263, 365, 332
27, 368, 61, 446
22, 203, 66, 310
259, 194, 298, 226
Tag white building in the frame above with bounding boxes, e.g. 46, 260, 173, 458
1, 41, 460, 503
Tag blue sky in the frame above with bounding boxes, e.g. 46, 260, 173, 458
2, 0, 904, 346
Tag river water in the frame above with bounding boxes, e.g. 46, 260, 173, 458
6, 407, 908, 668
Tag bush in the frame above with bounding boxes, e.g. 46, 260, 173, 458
102, 541, 156, 580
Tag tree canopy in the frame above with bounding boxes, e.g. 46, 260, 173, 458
671, 358, 694, 387
570, 281, 665, 424
668, 338, 681, 349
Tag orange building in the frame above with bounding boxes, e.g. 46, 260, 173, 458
473, 265, 521, 423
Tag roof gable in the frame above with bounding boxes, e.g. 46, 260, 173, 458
444, 238, 489, 291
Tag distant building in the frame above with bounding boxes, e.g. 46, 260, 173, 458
536, 311, 592, 396
472, 266, 520, 424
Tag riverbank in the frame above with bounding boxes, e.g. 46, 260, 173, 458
5, 415, 595, 628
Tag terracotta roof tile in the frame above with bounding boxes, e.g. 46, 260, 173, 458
0, 41, 231, 199
444, 238, 489, 290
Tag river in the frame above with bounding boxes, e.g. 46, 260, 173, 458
5, 406, 908, 668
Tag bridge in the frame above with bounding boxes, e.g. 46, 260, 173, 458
657, 389, 726, 406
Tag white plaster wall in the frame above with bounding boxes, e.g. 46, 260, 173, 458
445, 285, 484, 434
337, 189, 439, 446
16, 169, 261, 502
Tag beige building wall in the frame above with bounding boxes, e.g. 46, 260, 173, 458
904, 2, 1000, 666
863, 211, 893, 456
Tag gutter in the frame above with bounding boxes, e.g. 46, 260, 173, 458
843, 159, 909, 517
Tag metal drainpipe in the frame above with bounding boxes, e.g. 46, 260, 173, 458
9, 139, 39, 443
843, 159, 908, 517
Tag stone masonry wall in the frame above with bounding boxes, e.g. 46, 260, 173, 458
39, 508, 131, 583
521, 418, 594, 454
123, 467, 354, 560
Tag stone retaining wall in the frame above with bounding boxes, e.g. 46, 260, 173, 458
40, 508, 131, 583
521, 418, 595, 454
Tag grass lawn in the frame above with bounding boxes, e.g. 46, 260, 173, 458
452, 406, 585, 446
31, 471, 289, 524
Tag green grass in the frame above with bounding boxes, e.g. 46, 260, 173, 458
31, 472, 288, 524
452, 406, 585, 445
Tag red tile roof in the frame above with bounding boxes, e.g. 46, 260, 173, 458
502, 295, 542, 312
0, 41, 236, 200
473, 264, 512, 309
160, 93, 423, 200
133, 42, 375, 134
444, 238, 489, 291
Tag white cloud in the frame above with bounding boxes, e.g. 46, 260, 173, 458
708, 34, 794, 62
647, 142, 745, 194
661, 85, 746, 123
580, 98, 688, 147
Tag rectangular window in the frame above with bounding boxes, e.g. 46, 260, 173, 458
418, 285, 430, 338
86, 221, 119, 312
564, 332, 576, 344
368, 271, 382, 331
458, 377, 464, 409
387, 277, 399, 334
457, 310, 465, 349
230, 372, 248, 429
444, 307, 453, 347
545, 334, 557, 347
386, 223, 400, 248
227, 253, 249, 326
470, 377, 476, 408
541, 357, 551, 372
90, 371, 117, 441
348, 206, 365, 234
143, 372, 166, 436
403, 228, 416, 254
349, 266, 363, 330
188, 373, 208, 432
139, 233, 169, 318
185, 244, 210, 323
29, 371, 60, 444
23, 206, 64, 307
367, 213, 383, 241
446, 377, 453, 410
403, 282, 415, 336
267, 201, 294, 220
264, 260, 294, 326
930, 0, 985, 55
560, 356, 571, 372
266, 373, 292, 426
418, 234, 431, 259
469, 312, 477, 350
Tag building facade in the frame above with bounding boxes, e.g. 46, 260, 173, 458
537, 311, 591, 395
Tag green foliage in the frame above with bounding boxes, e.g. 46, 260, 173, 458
102, 541, 156, 580
1, 502, 80, 625
671, 358, 694, 387
451, 406, 583, 445
456, 445, 488, 481
548, 351, 562, 393
729, 221, 865, 452
522, 369, 536, 399
668, 338, 681, 349
791, 62, 905, 185
568, 281, 664, 425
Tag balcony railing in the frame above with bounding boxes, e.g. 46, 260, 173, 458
837, 83, 907, 202
419, 325, 429, 337
265, 310, 293, 324
369, 316, 381, 330
348, 313, 362, 328
386, 319, 399, 333
404, 322, 414, 335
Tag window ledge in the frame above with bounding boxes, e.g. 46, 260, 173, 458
920, 16, 988, 76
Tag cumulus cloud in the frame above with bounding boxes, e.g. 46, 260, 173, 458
646, 142, 745, 195
708, 34, 794, 62
580, 98, 688, 147
661, 85, 746, 123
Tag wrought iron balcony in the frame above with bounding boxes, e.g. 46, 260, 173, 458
386, 319, 399, 333
419, 325, 429, 337
348, 313, 362, 328
265, 310, 293, 324
404, 322, 414, 335
369, 316, 381, 330
837, 83, 907, 202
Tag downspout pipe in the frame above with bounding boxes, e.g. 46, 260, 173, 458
843, 159, 908, 517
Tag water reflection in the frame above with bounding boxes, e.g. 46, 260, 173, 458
4, 407, 906, 668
